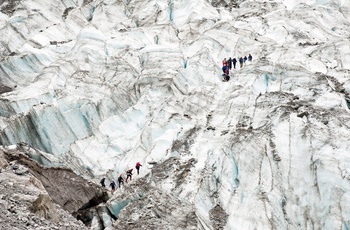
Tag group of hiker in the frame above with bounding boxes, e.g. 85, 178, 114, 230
100, 162, 143, 192
221, 54, 253, 81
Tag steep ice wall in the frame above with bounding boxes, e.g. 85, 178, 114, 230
1, 0, 350, 229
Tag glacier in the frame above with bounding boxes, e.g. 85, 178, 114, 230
1, 0, 350, 229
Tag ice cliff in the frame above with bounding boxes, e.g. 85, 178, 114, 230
1, 0, 350, 229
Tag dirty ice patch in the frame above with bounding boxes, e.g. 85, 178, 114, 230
314, 91, 342, 109
306, 59, 327, 74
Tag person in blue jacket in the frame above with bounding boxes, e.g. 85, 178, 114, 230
110, 180, 116, 192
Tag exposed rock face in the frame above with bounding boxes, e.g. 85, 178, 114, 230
209, 204, 228, 230
0, 85, 12, 94
3, 147, 110, 214
210, 0, 242, 9
0, 149, 88, 229
0, 146, 112, 228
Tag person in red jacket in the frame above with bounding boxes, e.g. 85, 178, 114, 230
135, 162, 142, 175
222, 58, 227, 67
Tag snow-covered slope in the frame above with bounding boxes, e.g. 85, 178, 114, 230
1, 0, 350, 229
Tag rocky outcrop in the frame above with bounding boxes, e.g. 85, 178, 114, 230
209, 204, 228, 230
1, 146, 111, 228
0, 85, 12, 94
0, 149, 88, 229
3, 147, 110, 214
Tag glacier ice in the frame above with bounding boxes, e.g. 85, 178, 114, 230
1, 0, 350, 229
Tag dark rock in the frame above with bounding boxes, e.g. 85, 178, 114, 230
0, 85, 12, 94
297, 111, 309, 118
13, 165, 28, 175
209, 204, 228, 229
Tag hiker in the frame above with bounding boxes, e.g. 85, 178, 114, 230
223, 74, 230, 82
248, 54, 252, 61
110, 180, 116, 192
222, 58, 227, 66
228, 57, 232, 69
244, 56, 248, 63
222, 66, 229, 82
225, 67, 229, 76
126, 169, 133, 182
100, 177, 106, 187
118, 174, 124, 188
239, 57, 244, 68
232, 58, 237, 69
135, 162, 142, 175
222, 65, 229, 75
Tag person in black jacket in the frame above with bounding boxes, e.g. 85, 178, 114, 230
118, 174, 124, 188
232, 58, 237, 69
100, 177, 106, 187
126, 169, 133, 182
228, 57, 232, 69
239, 57, 244, 68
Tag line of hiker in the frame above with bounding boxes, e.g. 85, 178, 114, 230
221, 54, 253, 82
99, 161, 143, 193
223, 54, 252, 69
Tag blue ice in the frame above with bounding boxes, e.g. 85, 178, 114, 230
154, 35, 159, 44
169, 1, 174, 22
108, 199, 130, 217
264, 72, 269, 89
9, 17, 25, 24
232, 156, 240, 187
87, 6, 95, 21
